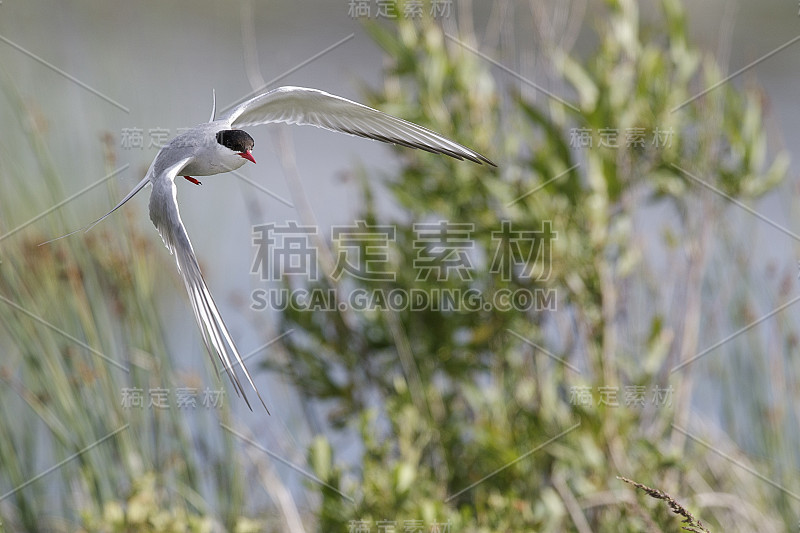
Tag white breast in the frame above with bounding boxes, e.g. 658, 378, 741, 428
166, 123, 248, 177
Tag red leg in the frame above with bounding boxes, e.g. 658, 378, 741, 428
183, 176, 202, 186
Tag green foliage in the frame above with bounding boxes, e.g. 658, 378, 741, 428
274, 0, 795, 531
79, 473, 215, 533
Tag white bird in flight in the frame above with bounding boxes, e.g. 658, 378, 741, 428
46, 86, 495, 412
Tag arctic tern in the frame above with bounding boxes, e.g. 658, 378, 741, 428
46, 86, 495, 412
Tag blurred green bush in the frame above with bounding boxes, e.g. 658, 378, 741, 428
274, 1, 795, 531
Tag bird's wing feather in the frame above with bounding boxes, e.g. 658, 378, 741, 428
39, 173, 153, 246
209, 89, 217, 122
149, 156, 268, 412
222, 86, 495, 166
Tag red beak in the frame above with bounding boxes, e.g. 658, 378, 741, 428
239, 150, 256, 164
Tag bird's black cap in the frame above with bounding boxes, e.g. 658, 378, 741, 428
216, 129, 254, 153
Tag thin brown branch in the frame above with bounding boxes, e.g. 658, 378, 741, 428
618, 476, 711, 533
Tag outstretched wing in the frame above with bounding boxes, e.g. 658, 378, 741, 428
149, 156, 268, 412
222, 86, 495, 166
